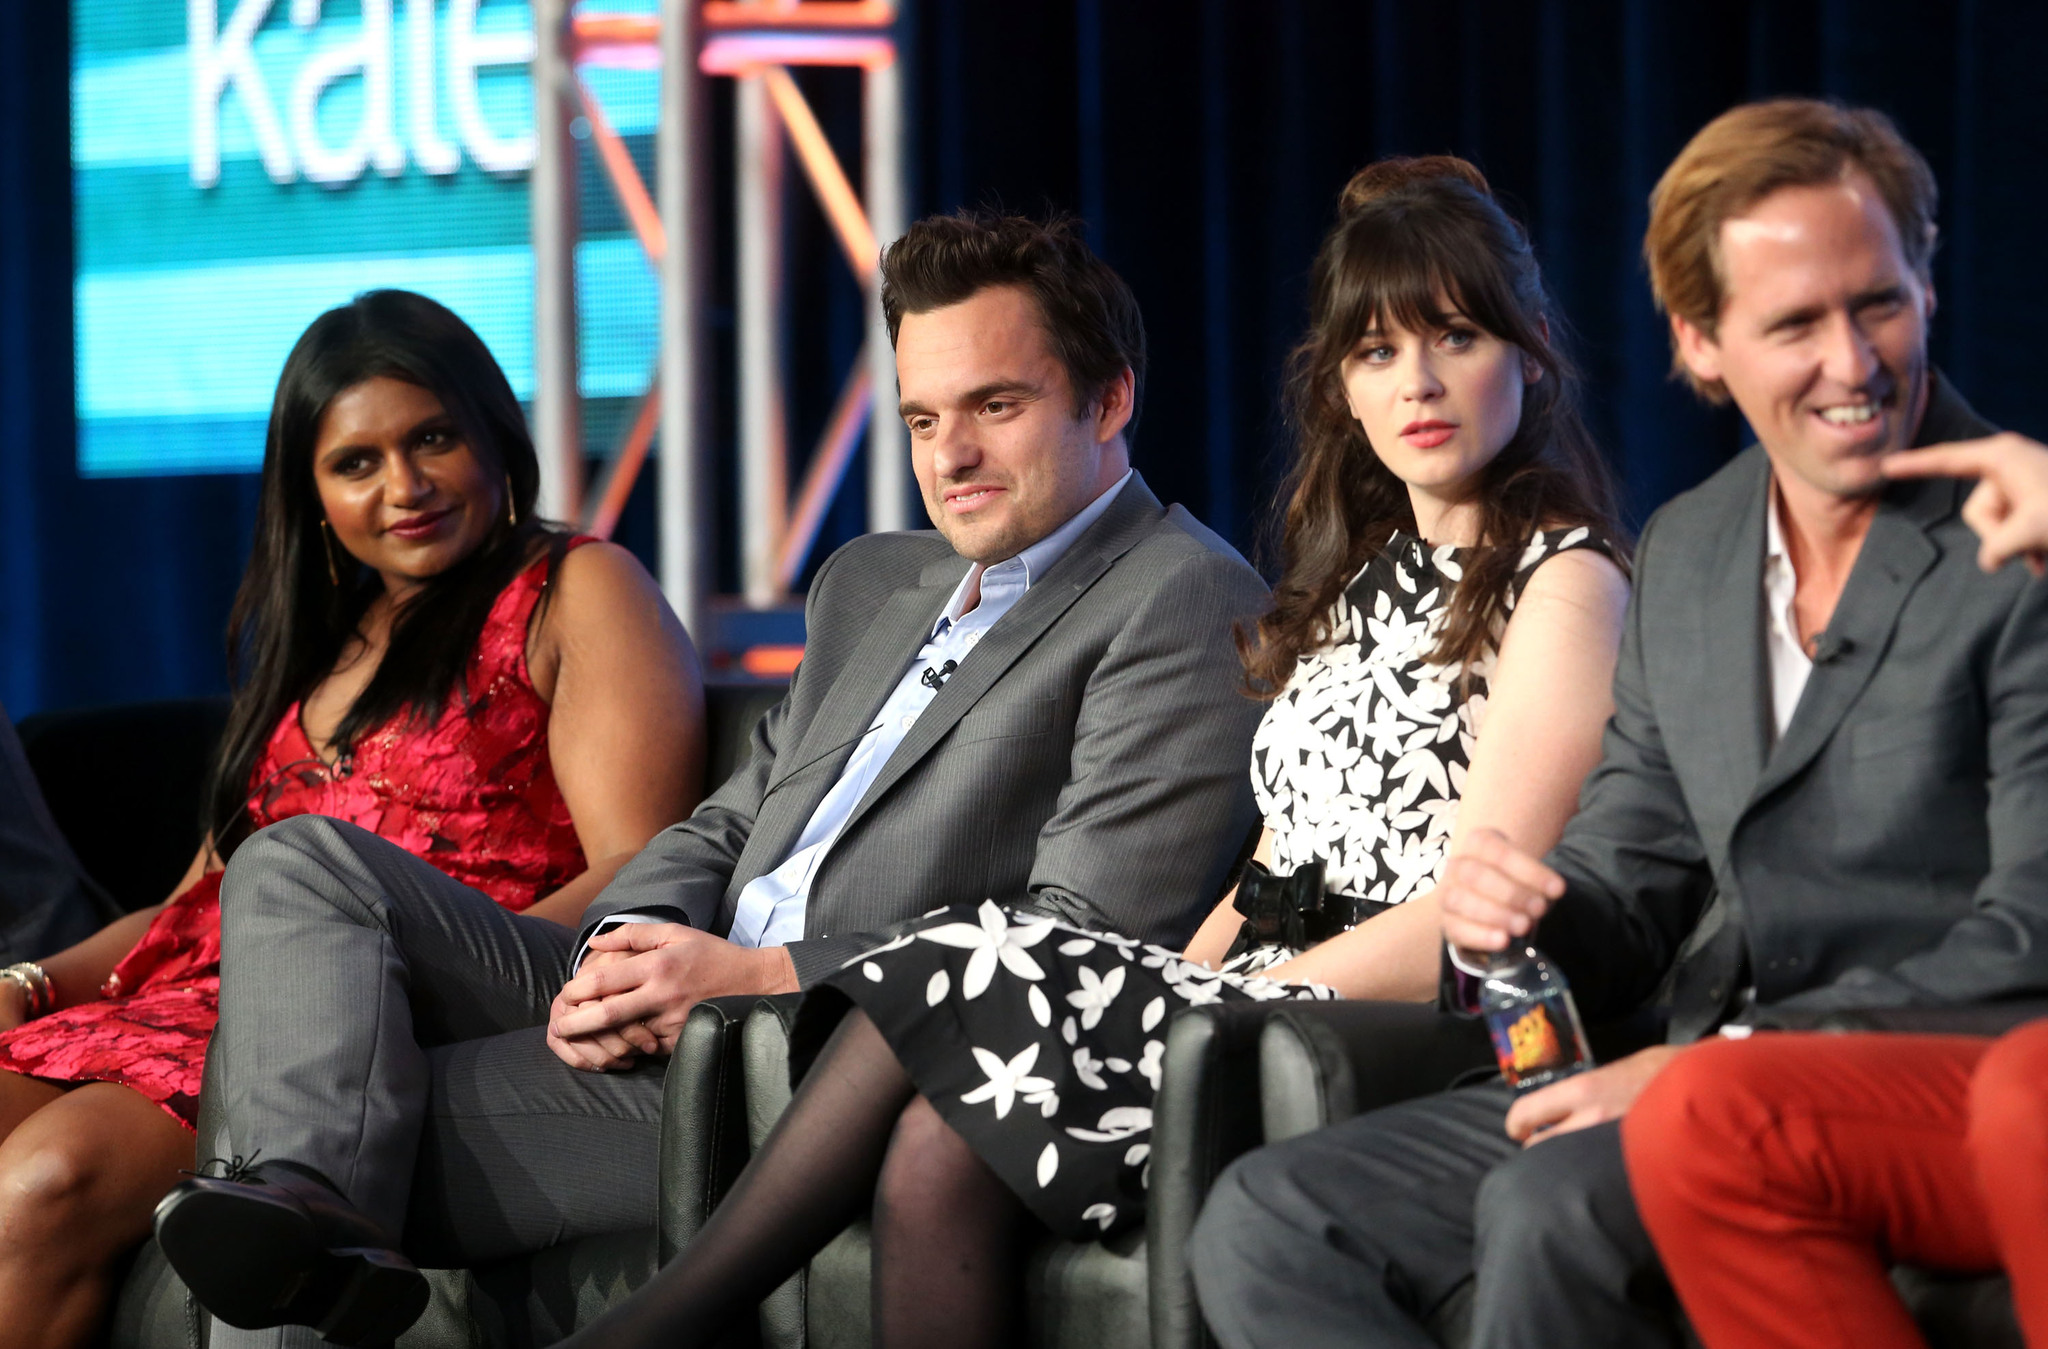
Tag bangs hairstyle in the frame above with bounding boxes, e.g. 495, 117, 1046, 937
202, 289, 566, 859
1241, 156, 1628, 696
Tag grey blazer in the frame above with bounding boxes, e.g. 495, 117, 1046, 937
580, 475, 1272, 985
1531, 376, 2048, 1041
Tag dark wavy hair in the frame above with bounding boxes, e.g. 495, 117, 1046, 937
881, 210, 1147, 439
203, 289, 566, 858
1241, 157, 1629, 696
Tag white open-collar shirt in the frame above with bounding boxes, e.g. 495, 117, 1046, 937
579, 471, 1134, 964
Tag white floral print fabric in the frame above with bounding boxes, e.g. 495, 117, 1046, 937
1253, 527, 1605, 905
805, 900, 1332, 1239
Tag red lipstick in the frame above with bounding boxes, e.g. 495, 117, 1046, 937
387, 507, 454, 541
1400, 419, 1458, 449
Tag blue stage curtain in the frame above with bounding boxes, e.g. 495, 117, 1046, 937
5, 0, 2046, 715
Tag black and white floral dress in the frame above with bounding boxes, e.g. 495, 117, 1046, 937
796, 527, 1616, 1240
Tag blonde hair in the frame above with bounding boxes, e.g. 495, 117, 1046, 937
1644, 98, 1937, 403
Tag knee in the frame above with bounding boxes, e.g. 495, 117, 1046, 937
1188, 1153, 1261, 1274
1476, 1123, 1638, 1267
1969, 1021, 2048, 1157
876, 1096, 982, 1207
0, 1137, 104, 1253
1622, 1041, 1770, 1215
220, 815, 374, 931
1189, 1143, 1308, 1277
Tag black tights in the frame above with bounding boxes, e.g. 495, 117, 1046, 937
559, 1010, 1031, 1349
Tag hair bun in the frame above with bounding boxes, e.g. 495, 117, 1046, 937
1338, 155, 1492, 219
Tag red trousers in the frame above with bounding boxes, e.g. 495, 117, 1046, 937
1623, 1026, 2048, 1349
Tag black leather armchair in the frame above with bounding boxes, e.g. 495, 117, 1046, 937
668, 997, 1483, 1349
680, 994, 1148, 1349
1251, 999, 2033, 1349
16, 684, 786, 1349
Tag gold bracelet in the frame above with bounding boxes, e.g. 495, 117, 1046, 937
0, 963, 54, 1019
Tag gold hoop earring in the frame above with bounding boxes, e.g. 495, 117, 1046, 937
319, 520, 341, 587
505, 473, 519, 527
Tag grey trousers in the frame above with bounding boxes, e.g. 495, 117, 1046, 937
210, 816, 666, 1349
0, 698, 115, 959
1188, 1080, 1681, 1349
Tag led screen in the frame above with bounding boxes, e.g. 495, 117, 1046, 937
74, 0, 659, 476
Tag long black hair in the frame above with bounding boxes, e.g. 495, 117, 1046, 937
203, 289, 567, 858
1241, 157, 1628, 695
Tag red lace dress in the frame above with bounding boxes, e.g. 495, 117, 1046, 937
0, 541, 593, 1128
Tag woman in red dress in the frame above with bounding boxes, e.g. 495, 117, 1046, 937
0, 290, 706, 1349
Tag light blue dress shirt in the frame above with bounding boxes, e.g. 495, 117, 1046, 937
585, 471, 1132, 961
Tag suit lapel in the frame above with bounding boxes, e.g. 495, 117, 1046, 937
827, 476, 1166, 844
1701, 457, 1772, 797
1750, 475, 1955, 803
768, 566, 960, 813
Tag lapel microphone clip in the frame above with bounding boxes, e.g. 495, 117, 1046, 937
920, 659, 959, 691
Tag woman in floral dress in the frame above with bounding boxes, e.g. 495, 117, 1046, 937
567, 157, 1634, 1349
0, 292, 705, 1349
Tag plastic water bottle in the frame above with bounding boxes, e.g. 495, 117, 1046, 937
1479, 946, 1594, 1092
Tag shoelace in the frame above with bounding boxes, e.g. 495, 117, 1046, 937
181, 1150, 265, 1184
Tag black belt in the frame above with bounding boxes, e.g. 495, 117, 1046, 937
1228, 860, 1392, 955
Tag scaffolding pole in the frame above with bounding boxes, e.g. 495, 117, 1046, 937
657, 0, 711, 639
863, 52, 908, 532
736, 73, 789, 608
531, 0, 583, 524
548, 2, 901, 668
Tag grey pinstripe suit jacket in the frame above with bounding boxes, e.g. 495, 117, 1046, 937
579, 474, 1272, 986
1524, 376, 2048, 1040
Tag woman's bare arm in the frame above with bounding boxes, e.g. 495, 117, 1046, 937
1181, 828, 1272, 967
1265, 547, 1629, 998
521, 542, 706, 927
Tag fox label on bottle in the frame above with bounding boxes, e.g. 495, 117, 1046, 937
1479, 946, 1594, 1092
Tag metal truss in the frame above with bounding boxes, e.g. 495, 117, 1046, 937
531, 0, 906, 652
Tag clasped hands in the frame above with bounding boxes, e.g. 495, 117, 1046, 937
1439, 828, 1683, 1149
546, 922, 799, 1072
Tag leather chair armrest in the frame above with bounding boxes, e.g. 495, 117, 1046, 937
1257, 1001, 1495, 1143
658, 995, 760, 1264
741, 993, 805, 1143
738, 993, 807, 1349
1147, 1003, 1291, 1349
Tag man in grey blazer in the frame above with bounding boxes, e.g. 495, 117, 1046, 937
1192, 100, 2048, 1349
159, 214, 1268, 1346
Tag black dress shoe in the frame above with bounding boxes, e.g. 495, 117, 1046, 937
153, 1157, 429, 1346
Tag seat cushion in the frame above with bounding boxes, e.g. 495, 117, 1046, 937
800, 1217, 1146, 1349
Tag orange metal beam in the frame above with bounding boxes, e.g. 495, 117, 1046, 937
584, 383, 662, 541
759, 65, 879, 278
573, 2, 894, 54
776, 359, 873, 590
704, 1, 894, 30
574, 75, 666, 262
700, 34, 894, 72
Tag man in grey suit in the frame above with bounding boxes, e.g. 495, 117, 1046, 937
1191, 100, 2048, 1349
158, 213, 1269, 1346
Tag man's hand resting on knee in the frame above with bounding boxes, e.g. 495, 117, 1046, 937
1504, 1046, 1685, 1147
546, 923, 800, 1071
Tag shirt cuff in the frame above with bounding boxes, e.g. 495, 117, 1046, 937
571, 911, 674, 975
